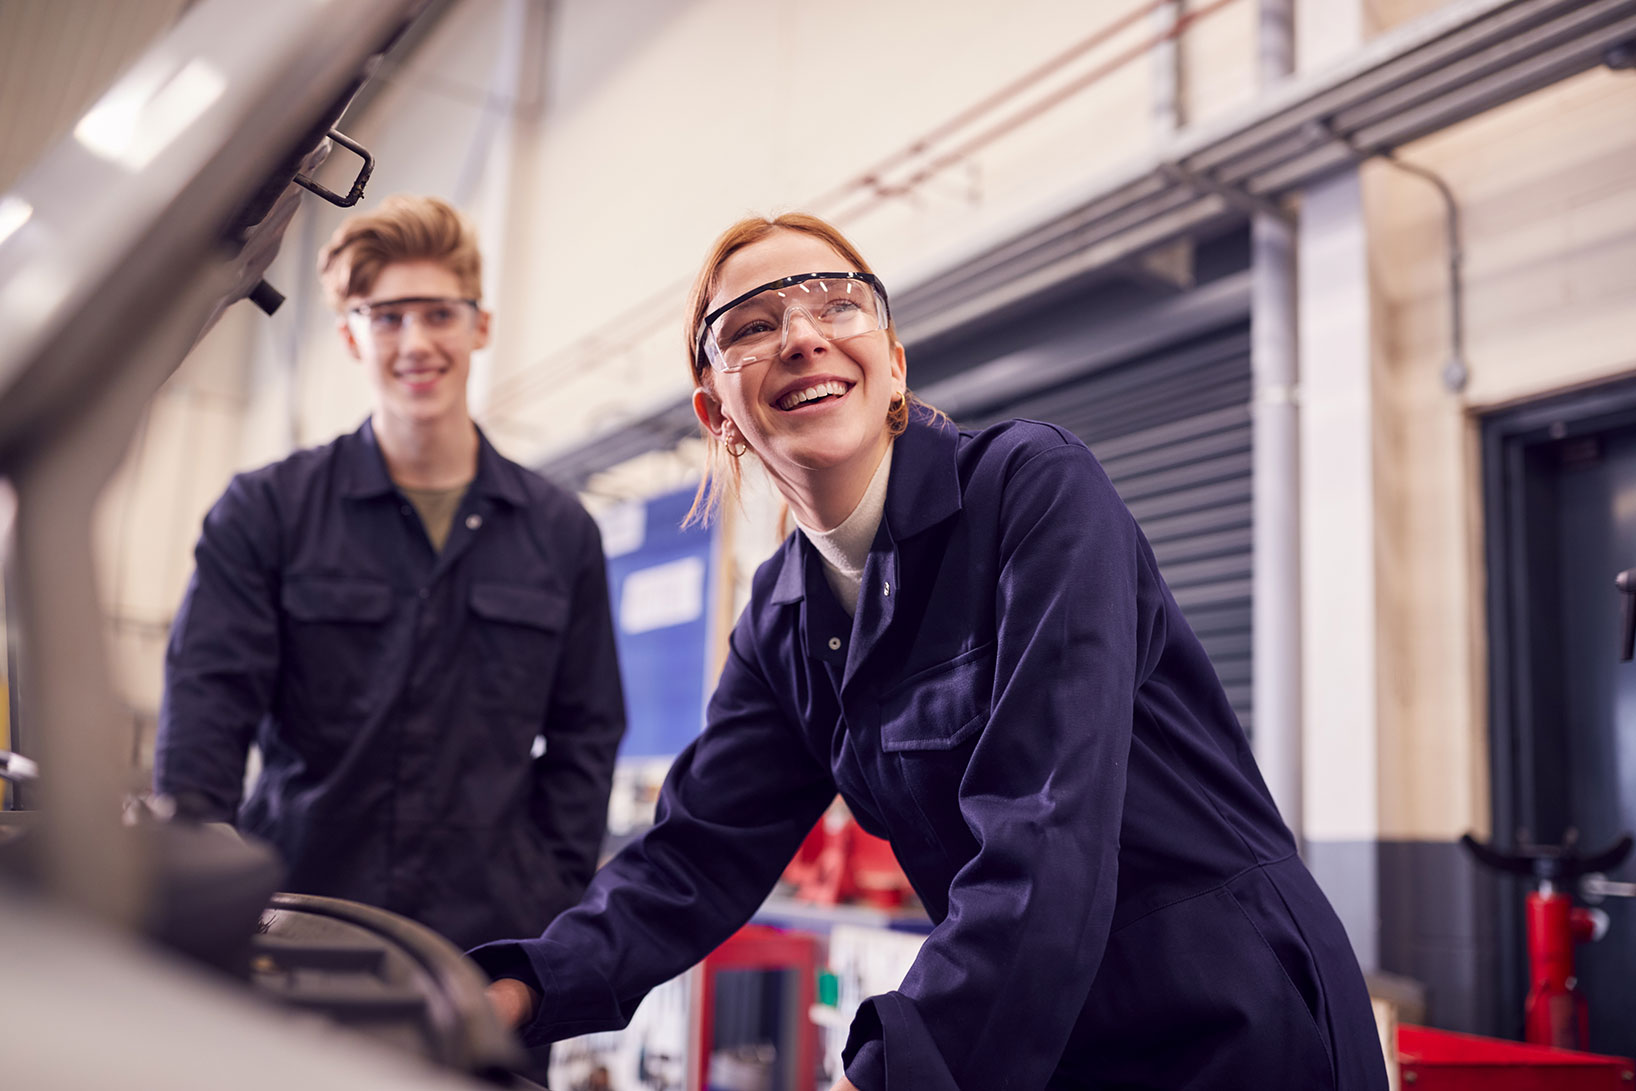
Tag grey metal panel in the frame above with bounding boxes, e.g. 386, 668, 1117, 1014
965, 323, 1255, 731
999, 332, 1250, 416
1114, 451, 1253, 505
1172, 578, 1254, 613
1095, 402, 1251, 457
1133, 499, 1252, 546
1186, 601, 1253, 636
1150, 526, 1254, 568
1098, 420, 1251, 481
1162, 553, 1254, 591
1204, 630, 1254, 660
531, 394, 701, 490
1124, 478, 1252, 525
1214, 662, 1253, 693
996, 342, 1253, 445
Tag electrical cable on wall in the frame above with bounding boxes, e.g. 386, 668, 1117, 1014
1322, 118, 1467, 394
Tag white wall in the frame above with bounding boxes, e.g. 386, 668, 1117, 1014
475, 0, 1255, 463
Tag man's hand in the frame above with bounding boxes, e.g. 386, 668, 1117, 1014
829, 1077, 860, 1091
486, 977, 540, 1031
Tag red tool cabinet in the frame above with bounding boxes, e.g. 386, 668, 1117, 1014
692, 924, 821, 1091
1399, 1024, 1636, 1089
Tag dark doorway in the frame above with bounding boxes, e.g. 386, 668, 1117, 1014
1484, 380, 1636, 1060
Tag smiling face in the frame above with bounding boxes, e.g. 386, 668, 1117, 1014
339, 259, 490, 433
693, 230, 906, 529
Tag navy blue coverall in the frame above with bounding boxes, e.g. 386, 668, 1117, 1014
155, 420, 626, 950
471, 413, 1387, 1090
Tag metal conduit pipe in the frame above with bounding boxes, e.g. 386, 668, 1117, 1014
807, 0, 1199, 214
1250, 0, 1301, 838
1352, 139, 1469, 395
1305, 113, 1471, 409
531, 0, 1636, 484
1152, 1, 1185, 140
485, 0, 1244, 416
892, 0, 1636, 332
823, 0, 1244, 227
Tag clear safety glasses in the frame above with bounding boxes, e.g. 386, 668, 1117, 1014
695, 271, 891, 374
346, 296, 480, 347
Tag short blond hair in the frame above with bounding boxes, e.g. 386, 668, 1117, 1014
317, 194, 482, 312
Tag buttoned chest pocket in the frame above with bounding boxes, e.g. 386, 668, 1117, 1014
468, 582, 569, 722
280, 577, 396, 721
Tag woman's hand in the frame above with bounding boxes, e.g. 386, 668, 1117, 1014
829, 1077, 860, 1091
485, 977, 540, 1031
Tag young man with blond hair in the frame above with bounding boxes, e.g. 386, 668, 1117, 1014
155, 195, 626, 952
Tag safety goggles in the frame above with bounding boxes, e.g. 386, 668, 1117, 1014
695, 271, 891, 374
346, 296, 480, 346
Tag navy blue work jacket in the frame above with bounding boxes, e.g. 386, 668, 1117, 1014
471, 413, 1385, 1090
155, 420, 626, 950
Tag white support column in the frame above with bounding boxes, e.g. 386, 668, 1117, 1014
467, 0, 552, 418
1297, 165, 1380, 969
1250, 0, 1301, 838
1251, 210, 1301, 832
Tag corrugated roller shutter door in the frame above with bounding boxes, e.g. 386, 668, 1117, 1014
964, 324, 1254, 735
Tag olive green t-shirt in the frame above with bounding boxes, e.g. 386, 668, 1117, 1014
398, 482, 471, 553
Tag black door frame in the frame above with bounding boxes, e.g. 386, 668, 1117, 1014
1480, 374, 1636, 1037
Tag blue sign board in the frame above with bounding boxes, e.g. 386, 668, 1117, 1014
599, 487, 718, 760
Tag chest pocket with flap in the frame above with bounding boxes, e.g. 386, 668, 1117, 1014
280, 577, 395, 718
468, 582, 570, 719
879, 642, 993, 753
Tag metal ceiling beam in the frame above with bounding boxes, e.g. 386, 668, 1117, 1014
539, 0, 1636, 487
538, 395, 701, 491
892, 0, 1636, 342
917, 270, 1253, 421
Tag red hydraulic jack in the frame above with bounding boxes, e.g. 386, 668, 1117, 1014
1461, 830, 1633, 1050
1525, 883, 1599, 1049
